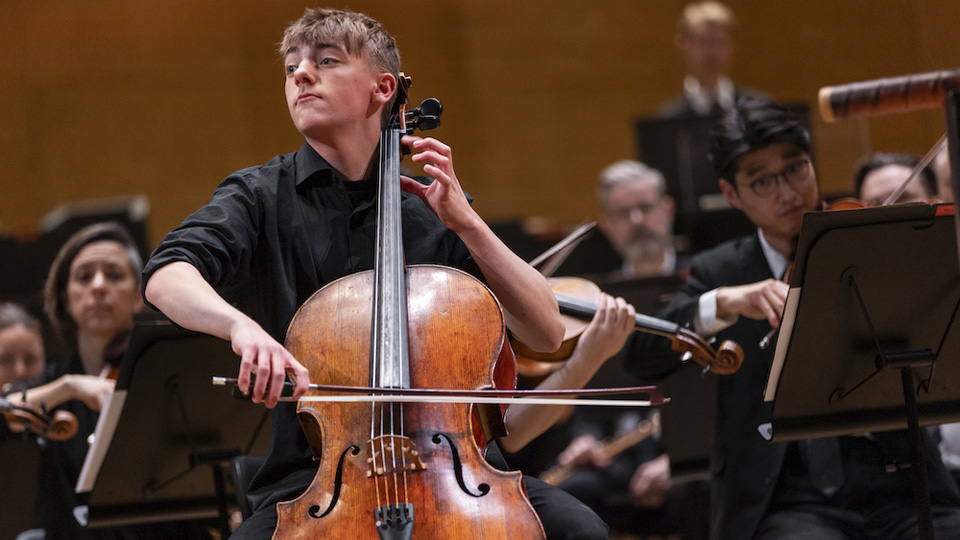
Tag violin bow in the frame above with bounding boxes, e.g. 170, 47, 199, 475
527, 221, 597, 277
881, 133, 947, 207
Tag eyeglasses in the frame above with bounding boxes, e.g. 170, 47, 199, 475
743, 158, 812, 198
607, 197, 665, 222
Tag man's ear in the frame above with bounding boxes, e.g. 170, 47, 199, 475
718, 178, 741, 210
373, 73, 397, 107
662, 194, 677, 220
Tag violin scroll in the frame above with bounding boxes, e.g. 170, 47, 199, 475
672, 327, 743, 375
45, 410, 81, 441
1, 397, 79, 441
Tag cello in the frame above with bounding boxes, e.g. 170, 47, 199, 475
274, 76, 546, 539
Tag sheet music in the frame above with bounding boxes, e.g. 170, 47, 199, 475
764, 286, 801, 402
76, 389, 127, 493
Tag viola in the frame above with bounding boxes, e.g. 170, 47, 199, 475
512, 276, 744, 379
273, 75, 546, 539
1, 396, 78, 442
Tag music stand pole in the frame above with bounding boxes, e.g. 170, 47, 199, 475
882, 352, 935, 540
948, 91, 960, 269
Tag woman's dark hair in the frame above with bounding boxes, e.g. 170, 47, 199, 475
853, 152, 937, 199
43, 222, 142, 343
709, 97, 811, 186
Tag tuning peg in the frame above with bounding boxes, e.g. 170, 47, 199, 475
405, 98, 443, 132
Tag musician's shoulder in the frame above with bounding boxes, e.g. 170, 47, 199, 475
693, 232, 759, 263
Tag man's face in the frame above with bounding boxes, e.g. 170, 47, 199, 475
283, 43, 387, 139
678, 22, 734, 84
719, 142, 820, 247
859, 164, 930, 206
599, 178, 676, 263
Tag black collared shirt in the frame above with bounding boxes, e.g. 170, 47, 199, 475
143, 141, 479, 508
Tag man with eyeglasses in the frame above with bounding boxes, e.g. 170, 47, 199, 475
595, 160, 681, 280
626, 97, 960, 540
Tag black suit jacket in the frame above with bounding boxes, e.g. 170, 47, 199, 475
627, 232, 960, 539
629, 232, 783, 540
657, 86, 766, 121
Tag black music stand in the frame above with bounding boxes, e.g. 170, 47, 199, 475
763, 203, 960, 540
948, 92, 960, 266
75, 318, 272, 539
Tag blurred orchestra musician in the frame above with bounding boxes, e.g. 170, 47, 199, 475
659, 1, 761, 121
6, 222, 211, 540
0, 302, 48, 540
0, 302, 46, 393
854, 152, 939, 207
596, 160, 686, 281
552, 160, 688, 288
505, 160, 706, 539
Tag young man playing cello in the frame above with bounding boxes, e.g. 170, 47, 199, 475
143, 8, 607, 539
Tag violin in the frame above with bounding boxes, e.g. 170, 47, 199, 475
512, 276, 744, 379
1, 396, 78, 441
273, 75, 546, 539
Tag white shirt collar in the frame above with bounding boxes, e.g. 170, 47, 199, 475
757, 229, 789, 280
683, 75, 736, 116
621, 246, 677, 279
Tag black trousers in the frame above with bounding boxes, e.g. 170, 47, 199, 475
755, 502, 960, 540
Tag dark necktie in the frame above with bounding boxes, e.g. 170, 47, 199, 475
802, 436, 845, 497
709, 99, 724, 117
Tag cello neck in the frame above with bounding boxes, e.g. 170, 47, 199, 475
371, 76, 413, 390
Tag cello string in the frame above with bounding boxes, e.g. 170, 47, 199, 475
397, 392, 410, 507
389, 402, 401, 508
398, 309, 411, 507
373, 401, 385, 510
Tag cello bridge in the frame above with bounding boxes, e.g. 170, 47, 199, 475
366, 435, 427, 477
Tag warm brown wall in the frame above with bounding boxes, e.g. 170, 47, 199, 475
2, 1, 959, 248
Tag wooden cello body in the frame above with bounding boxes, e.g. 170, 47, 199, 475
273, 76, 546, 539
278, 268, 544, 539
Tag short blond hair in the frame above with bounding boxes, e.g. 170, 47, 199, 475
279, 8, 401, 80
678, 1, 737, 36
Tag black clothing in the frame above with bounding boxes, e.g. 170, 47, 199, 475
628, 232, 960, 540
145, 142, 604, 540
657, 86, 765, 121
144, 142, 478, 512
35, 355, 210, 540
